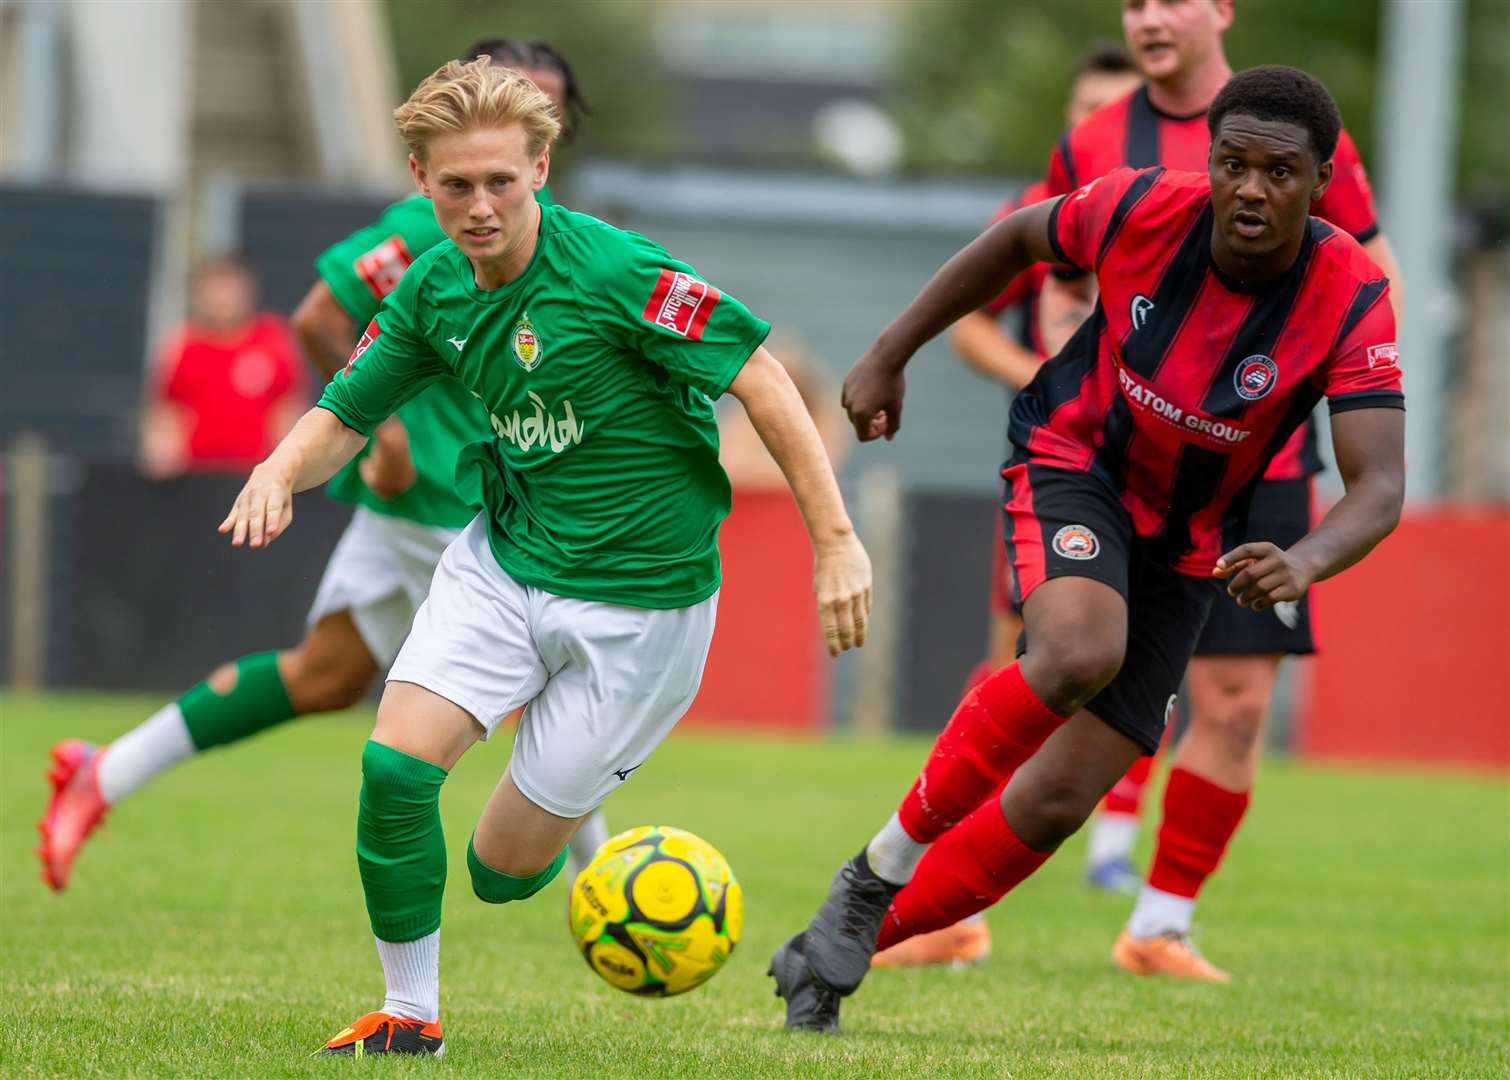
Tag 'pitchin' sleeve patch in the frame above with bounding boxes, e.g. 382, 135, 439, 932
641, 269, 722, 340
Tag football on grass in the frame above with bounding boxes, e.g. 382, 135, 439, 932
568, 825, 742, 997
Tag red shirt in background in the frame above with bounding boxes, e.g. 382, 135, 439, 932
157, 314, 306, 469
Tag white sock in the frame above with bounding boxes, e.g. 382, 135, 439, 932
567, 809, 611, 876
96, 703, 196, 804
377, 930, 440, 1022
1085, 811, 1140, 868
1127, 885, 1195, 939
865, 812, 928, 885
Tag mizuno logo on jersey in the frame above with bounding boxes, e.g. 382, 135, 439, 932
447, 335, 467, 353
641, 269, 721, 340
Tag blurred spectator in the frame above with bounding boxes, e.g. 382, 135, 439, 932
139, 258, 307, 477
719, 335, 849, 488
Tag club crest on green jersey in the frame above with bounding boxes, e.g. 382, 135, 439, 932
513, 312, 541, 371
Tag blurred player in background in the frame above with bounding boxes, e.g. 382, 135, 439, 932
874, 42, 1142, 970
139, 257, 307, 477
216, 59, 870, 1055
773, 67, 1405, 1033
1031, 0, 1407, 978
35, 38, 613, 891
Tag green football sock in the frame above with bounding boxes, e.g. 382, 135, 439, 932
467, 834, 568, 904
177, 651, 297, 751
357, 740, 448, 942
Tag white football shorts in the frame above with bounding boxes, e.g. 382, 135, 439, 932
387, 515, 719, 818
306, 506, 461, 668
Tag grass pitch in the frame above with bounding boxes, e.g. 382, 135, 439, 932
3, 692, 1506, 1078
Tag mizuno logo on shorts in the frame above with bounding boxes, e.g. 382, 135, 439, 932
612, 763, 642, 782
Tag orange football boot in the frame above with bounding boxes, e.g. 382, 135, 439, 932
38, 740, 110, 892
871, 918, 993, 969
1112, 929, 1230, 982
315, 1011, 444, 1057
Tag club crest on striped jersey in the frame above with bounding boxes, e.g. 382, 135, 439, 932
1129, 294, 1155, 331
343, 318, 380, 377
1234, 355, 1279, 401
512, 312, 541, 371
642, 269, 721, 340
1052, 524, 1099, 561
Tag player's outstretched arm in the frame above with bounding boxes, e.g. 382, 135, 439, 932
843, 199, 1062, 441
219, 407, 367, 549
728, 346, 872, 656
1216, 408, 1405, 611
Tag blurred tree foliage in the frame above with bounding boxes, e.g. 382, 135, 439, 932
382, 0, 672, 172
890, 0, 1506, 200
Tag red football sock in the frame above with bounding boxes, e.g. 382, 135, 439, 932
1147, 767, 1251, 899
897, 663, 1066, 843
1103, 753, 1156, 816
876, 798, 1051, 951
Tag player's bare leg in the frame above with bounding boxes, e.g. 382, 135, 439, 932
39, 611, 376, 891
1115, 654, 1277, 981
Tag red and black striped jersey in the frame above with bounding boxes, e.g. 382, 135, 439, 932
1043, 85, 1384, 480
1009, 167, 1402, 576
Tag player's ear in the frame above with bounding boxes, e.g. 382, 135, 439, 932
409, 153, 431, 198
533, 146, 551, 192
1311, 158, 1333, 203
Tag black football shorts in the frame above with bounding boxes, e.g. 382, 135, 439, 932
1002, 462, 1218, 754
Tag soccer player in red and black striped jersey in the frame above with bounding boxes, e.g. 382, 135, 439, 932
771, 66, 1405, 1032
1031, 1, 1406, 967
874, 43, 1142, 972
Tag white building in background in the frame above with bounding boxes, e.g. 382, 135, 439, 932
2, 0, 404, 192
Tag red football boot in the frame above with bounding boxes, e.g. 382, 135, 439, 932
38, 740, 109, 892
315, 1012, 444, 1057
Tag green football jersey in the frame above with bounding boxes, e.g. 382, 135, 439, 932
314, 187, 553, 528
319, 203, 771, 608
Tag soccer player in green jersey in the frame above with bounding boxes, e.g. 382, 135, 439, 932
216, 59, 873, 1057
35, 38, 619, 891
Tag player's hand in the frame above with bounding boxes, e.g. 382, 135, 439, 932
813, 529, 874, 656
841, 345, 907, 442
359, 418, 417, 500
219, 462, 294, 549
1213, 542, 1315, 612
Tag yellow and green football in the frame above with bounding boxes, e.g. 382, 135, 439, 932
568, 825, 742, 997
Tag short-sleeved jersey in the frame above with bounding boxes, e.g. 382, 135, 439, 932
1009, 167, 1402, 576
160, 314, 306, 468
983, 179, 1052, 358
319, 202, 771, 609
314, 187, 554, 528
1044, 85, 1383, 481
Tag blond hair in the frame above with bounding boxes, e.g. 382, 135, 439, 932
394, 57, 561, 161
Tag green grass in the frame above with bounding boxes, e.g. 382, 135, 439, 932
2, 692, 1506, 1078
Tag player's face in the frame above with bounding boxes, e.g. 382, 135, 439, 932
1208, 115, 1332, 263
411, 124, 550, 265
1121, 0, 1232, 83
192, 266, 255, 330
1065, 69, 1142, 127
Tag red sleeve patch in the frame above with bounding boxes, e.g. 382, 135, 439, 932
343, 318, 381, 377
1366, 342, 1398, 370
641, 269, 722, 341
355, 235, 414, 300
